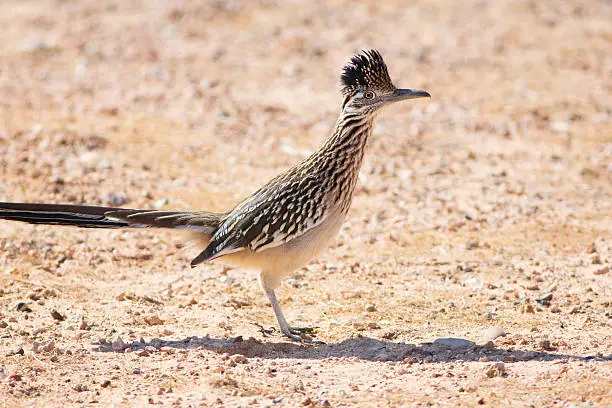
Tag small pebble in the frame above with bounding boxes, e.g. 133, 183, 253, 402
104, 193, 128, 206
42, 340, 55, 352
594, 267, 609, 275
535, 292, 553, 306
590, 254, 602, 264
153, 198, 169, 208
521, 304, 535, 314
111, 337, 127, 352
51, 309, 66, 321
365, 304, 376, 312
539, 340, 556, 351
230, 354, 248, 364
144, 315, 164, 326
8, 373, 22, 382
483, 326, 506, 342
16, 302, 32, 312
465, 239, 479, 250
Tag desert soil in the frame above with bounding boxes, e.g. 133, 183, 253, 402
0, 0, 611, 407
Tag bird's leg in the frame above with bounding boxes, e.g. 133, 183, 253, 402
262, 286, 321, 343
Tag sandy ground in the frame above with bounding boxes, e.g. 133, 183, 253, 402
0, 0, 611, 407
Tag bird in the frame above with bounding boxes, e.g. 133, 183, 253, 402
0, 50, 430, 342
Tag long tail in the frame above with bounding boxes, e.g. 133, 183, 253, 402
0, 202, 222, 233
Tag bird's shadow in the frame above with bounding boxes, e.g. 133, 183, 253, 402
97, 335, 609, 363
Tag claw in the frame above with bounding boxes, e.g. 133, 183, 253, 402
289, 326, 318, 334
283, 328, 325, 344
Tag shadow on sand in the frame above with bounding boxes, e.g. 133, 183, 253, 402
97, 334, 610, 363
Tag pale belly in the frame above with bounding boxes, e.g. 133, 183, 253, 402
218, 212, 346, 288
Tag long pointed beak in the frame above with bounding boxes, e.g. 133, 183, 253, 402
392, 88, 431, 101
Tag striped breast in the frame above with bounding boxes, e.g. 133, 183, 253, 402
195, 112, 373, 264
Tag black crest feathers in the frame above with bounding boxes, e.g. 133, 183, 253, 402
341, 50, 394, 96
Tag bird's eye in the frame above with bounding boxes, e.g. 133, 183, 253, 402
363, 91, 375, 99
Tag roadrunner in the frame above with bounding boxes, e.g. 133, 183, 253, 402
0, 50, 429, 342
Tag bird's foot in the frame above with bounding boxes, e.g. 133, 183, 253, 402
283, 326, 324, 344
289, 326, 317, 334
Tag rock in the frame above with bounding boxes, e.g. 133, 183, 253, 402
26, 292, 40, 301
483, 326, 506, 342
51, 309, 66, 321
153, 198, 169, 208
8, 373, 22, 382
41, 340, 55, 352
521, 304, 535, 314
73, 384, 88, 392
6, 347, 24, 356
365, 304, 376, 312
230, 354, 248, 364
594, 267, 609, 275
483, 341, 495, 349
465, 239, 479, 250
16, 302, 32, 312
539, 339, 556, 351
485, 362, 507, 378
550, 121, 570, 133
111, 337, 127, 352
432, 338, 476, 350
101, 380, 111, 388
144, 315, 164, 326
535, 292, 553, 306
103, 193, 128, 206
0, 321, 8, 328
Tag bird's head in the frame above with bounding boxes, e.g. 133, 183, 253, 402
340, 50, 430, 113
